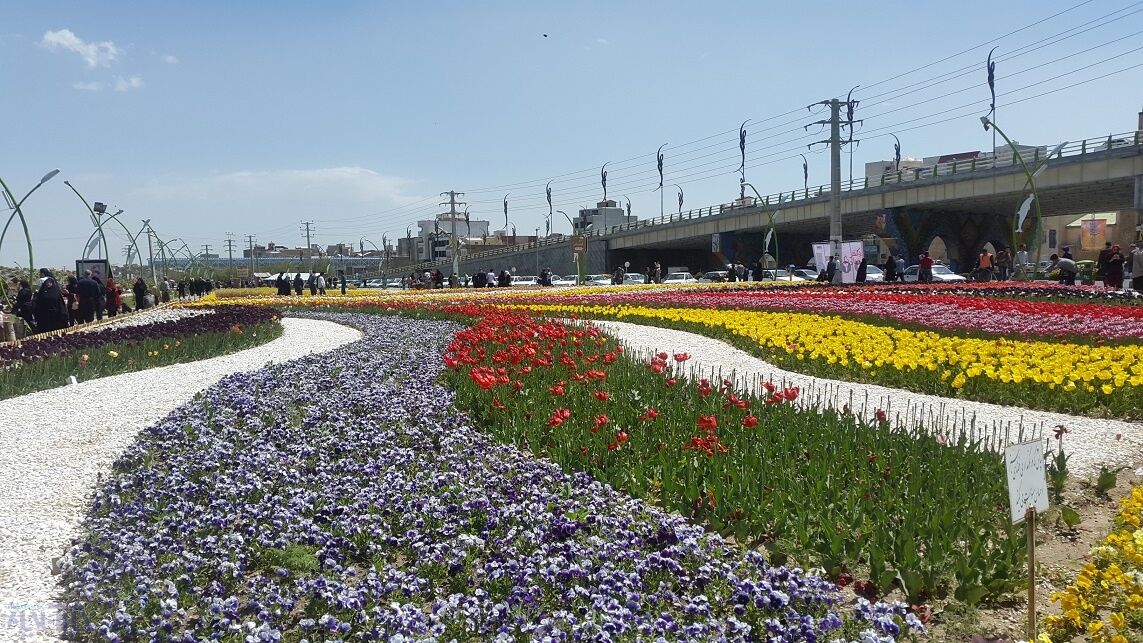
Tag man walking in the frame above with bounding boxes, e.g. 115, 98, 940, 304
74, 271, 102, 324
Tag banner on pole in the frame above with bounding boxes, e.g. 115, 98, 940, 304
840, 241, 864, 284
811, 243, 830, 271
1079, 219, 1107, 251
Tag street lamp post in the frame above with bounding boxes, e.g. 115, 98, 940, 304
742, 182, 781, 277
980, 116, 1066, 278
360, 236, 382, 277
556, 210, 585, 285
0, 169, 60, 284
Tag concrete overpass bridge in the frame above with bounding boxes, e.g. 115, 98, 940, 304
386, 129, 1142, 277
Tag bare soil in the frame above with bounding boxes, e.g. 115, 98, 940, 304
923, 467, 1139, 642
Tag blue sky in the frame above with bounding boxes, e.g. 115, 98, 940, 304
2, 0, 1141, 267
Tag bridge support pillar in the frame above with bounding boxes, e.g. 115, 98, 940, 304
1133, 175, 1143, 243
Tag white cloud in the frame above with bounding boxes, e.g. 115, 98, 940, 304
129, 167, 427, 211
119, 167, 428, 248
162, 54, 179, 64
41, 28, 120, 67
72, 81, 103, 91
596, 38, 610, 46
114, 75, 143, 91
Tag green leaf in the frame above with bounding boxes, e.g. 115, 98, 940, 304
954, 583, 988, 606
1060, 505, 1082, 527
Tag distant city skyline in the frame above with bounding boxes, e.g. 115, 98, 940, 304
2, 0, 1142, 267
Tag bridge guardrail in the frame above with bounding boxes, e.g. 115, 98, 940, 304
384, 130, 1141, 276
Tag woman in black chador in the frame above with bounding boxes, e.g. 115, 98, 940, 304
33, 270, 69, 333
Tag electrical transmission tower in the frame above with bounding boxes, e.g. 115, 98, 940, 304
300, 221, 315, 271
806, 93, 861, 249
224, 233, 237, 280
439, 191, 466, 278
245, 235, 256, 283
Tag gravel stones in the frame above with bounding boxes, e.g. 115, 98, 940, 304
0, 317, 361, 642
592, 320, 1141, 477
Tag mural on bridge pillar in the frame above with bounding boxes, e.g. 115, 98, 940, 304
711, 231, 768, 268
880, 207, 1015, 272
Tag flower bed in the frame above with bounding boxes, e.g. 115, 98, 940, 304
0, 306, 281, 399
441, 309, 1025, 607
1044, 485, 1143, 642
489, 290, 1143, 341
174, 286, 1143, 418
514, 302, 1143, 419
61, 313, 923, 642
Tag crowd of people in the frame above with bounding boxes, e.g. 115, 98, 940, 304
271, 272, 346, 295
3, 271, 216, 335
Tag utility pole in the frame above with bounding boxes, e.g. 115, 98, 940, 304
143, 219, 156, 284
123, 245, 134, 278
245, 235, 256, 284
201, 244, 212, 276
300, 221, 315, 271
224, 232, 236, 281
440, 190, 466, 280
807, 95, 861, 252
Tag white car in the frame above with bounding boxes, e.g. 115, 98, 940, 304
793, 268, 820, 280
512, 275, 539, 286
586, 274, 613, 286
663, 271, 697, 284
550, 275, 579, 286
623, 273, 649, 285
760, 269, 805, 282
864, 265, 884, 282
697, 270, 729, 283
902, 264, 967, 282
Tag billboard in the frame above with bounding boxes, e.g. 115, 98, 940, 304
76, 259, 111, 283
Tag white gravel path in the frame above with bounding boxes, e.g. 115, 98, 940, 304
0, 317, 361, 642
592, 320, 1142, 478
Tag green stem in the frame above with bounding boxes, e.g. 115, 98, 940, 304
64, 181, 109, 261
987, 122, 1044, 275
0, 176, 38, 285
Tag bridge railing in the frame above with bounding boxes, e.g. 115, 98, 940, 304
383, 130, 1141, 276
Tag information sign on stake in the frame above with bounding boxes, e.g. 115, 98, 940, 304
1005, 439, 1048, 640
1005, 440, 1049, 524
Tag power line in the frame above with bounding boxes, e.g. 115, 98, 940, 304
317, 10, 1142, 238
452, 0, 1106, 197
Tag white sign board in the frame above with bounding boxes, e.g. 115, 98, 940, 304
811, 243, 830, 271
840, 241, 864, 284
1005, 440, 1049, 524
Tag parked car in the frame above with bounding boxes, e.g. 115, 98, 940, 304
864, 265, 884, 282
760, 269, 805, 282
902, 264, 967, 282
663, 271, 697, 284
586, 274, 613, 286
697, 270, 729, 283
550, 274, 578, 286
792, 268, 820, 280
622, 273, 648, 285
512, 275, 539, 286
